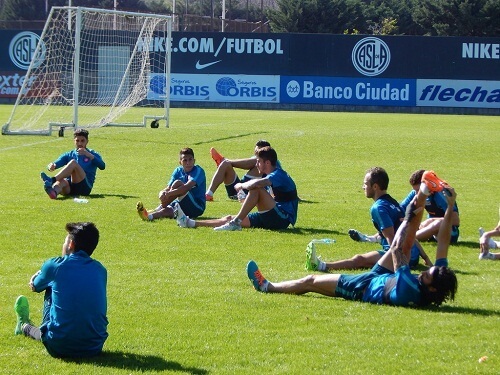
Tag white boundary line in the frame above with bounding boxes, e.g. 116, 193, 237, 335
0, 138, 63, 152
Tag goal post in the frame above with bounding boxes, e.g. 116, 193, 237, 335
2, 6, 172, 135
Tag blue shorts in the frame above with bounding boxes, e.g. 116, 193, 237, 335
178, 194, 204, 219
248, 206, 291, 230
69, 178, 92, 196
336, 264, 391, 301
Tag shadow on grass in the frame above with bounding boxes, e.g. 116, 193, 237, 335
297, 198, 315, 204
424, 304, 500, 317
192, 131, 269, 146
87, 194, 139, 200
287, 227, 344, 236
63, 350, 208, 374
453, 241, 480, 250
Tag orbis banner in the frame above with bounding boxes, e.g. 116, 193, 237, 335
148, 73, 279, 102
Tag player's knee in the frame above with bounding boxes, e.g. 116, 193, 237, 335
303, 274, 318, 285
351, 254, 372, 268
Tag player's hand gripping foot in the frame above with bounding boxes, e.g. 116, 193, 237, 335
422, 170, 449, 193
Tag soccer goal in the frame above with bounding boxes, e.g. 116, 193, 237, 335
2, 6, 172, 135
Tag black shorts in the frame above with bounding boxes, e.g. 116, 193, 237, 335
69, 178, 92, 196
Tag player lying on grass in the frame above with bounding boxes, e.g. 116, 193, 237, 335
316, 167, 431, 271
247, 171, 458, 307
177, 146, 298, 231
40, 129, 105, 199
479, 220, 500, 260
349, 169, 460, 245
205, 140, 279, 202
136, 147, 206, 221
14, 222, 108, 358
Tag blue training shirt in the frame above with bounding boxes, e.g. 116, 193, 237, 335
265, 167, 299, 226
371, 194, 421, 265
53, 148, 105, 189
400, 190, 459, 218
168, 164, 206, 213
33, 250, 108, 358
370, 194, 404, 250
363, 265, 421, 307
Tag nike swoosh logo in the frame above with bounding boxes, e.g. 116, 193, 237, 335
195, 60, 222, 70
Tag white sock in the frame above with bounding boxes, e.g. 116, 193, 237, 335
187, 218, 196, 228
366, 235, 379, 243
318, 261, 326, 272
260, 280, 269, 292
206, 190, 213, 196
147, 214, 153, 221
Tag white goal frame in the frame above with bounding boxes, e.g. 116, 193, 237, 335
2, 6, 172, 135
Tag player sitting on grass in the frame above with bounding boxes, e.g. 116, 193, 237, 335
247, 171, 458, 308
318, 167, 431, 270
349, 169, 460, 245
479, 220, 500, 260
40, 129, 105, 199
14, 222, 108, 358
206, 140, 279, 202
177, 146, 298, 231
137, 147, 206, 221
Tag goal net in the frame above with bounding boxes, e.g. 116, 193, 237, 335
2, 6, 172, 135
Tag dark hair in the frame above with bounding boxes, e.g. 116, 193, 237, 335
409, 169, 425, 185
180, 147, 195, 158
65, 222, 99, 256
366, 167, 389, 190
255, 140, 271, 148
256, 146, 278, 167
419, 266, 458, 306
73, 129, 89, 140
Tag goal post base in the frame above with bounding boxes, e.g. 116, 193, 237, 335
143, 115, 169, 129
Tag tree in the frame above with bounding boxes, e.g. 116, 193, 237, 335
267, 0, 367, 34
412, 0, 500, 36
0, 0, 47, 20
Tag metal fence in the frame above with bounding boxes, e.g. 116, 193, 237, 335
0, 13, 269, 33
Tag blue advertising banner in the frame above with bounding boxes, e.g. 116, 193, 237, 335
148, 73, 279, 102
417, 79, 500, 109
0, 29, 498, 110
167, 33, 499, 80
281, 76, 415, 106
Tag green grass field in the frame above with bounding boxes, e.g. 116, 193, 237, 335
0, 105, 498, 374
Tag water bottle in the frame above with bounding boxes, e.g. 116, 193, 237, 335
311, 238, 336, 244
73, 197, 89, 204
